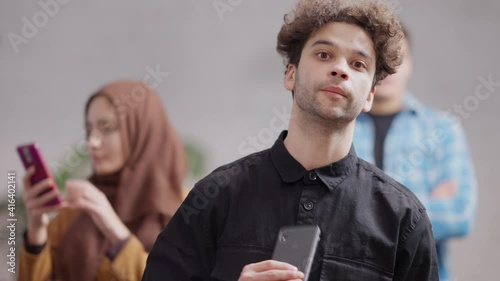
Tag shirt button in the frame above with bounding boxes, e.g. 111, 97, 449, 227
308, 171, 317, 181
303, 201, 314, 211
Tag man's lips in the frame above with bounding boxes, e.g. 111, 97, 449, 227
321, 85, 347, 98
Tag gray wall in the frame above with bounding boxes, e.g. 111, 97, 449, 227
1, 0, 499, 280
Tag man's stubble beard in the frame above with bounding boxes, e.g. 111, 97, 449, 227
294, 72, 359, 132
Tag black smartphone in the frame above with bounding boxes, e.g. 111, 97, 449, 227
272, 225, 321, 281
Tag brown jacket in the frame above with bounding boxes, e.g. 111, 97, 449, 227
18, 208, 148, 281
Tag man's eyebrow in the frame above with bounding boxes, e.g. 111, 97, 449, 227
311, 40, 336, 48
353, 49, 373, 63
310, 40, 373, 63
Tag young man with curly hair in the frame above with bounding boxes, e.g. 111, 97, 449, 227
142, 0, 439, 280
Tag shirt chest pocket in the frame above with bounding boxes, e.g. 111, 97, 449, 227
211, 244, 273, 281
320, 255, 393, 281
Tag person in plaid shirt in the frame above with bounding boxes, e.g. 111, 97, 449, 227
353, 26, 478, 281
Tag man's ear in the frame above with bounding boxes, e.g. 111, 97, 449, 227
362, 86, 376, 112
284, 64, 296, 92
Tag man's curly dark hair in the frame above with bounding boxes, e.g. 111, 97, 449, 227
277, 0, 404, 87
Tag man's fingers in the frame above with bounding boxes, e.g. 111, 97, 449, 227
242, 269, 304, 281
239, 260, 303, 281
260, 269, 303, 280
248, 260, 298, 272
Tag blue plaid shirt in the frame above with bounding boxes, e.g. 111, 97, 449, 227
353, 93, 478, 281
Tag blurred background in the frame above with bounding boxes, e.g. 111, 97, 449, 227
0, 0, 498, 280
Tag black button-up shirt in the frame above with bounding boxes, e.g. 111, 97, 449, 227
143, 131, 438, 281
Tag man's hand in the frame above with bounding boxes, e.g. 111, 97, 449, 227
238, 260, 304, 281
431, 181, 458, 200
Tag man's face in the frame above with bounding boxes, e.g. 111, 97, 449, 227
374, 39, 412, 101
285, 21, 376, 126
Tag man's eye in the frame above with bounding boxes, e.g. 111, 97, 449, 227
317, 52, 330, 60
353, 61, 366, 69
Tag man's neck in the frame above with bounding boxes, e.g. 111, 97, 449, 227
284, 107, 354, 171
369, 94, 404, 115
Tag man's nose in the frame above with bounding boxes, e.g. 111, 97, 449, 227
329, 61, 349, 81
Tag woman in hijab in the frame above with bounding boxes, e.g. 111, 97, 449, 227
18, 80, 187, 281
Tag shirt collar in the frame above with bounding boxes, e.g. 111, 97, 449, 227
270, 131, 358, 191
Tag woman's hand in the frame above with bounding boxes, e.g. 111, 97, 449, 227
65, 180, 130, 245
22, 166, 65, 245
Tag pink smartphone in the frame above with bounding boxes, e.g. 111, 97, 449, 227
17, 143, 62, 206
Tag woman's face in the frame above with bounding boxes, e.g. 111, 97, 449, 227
86, 96, 126, 175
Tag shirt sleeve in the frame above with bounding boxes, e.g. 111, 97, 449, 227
98, 235, 148, 281
106, 236, 131, 261
17, 210, 77, 281
427, 115, 478, 241
18, 208, 150, 281
142, 178, 226, 281
17, 239, 53, 281
393, 208, 439, 281
22, 230, 47, 255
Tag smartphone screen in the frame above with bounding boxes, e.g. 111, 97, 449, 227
272, 225, 321, 281
17, 143, 62, 206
